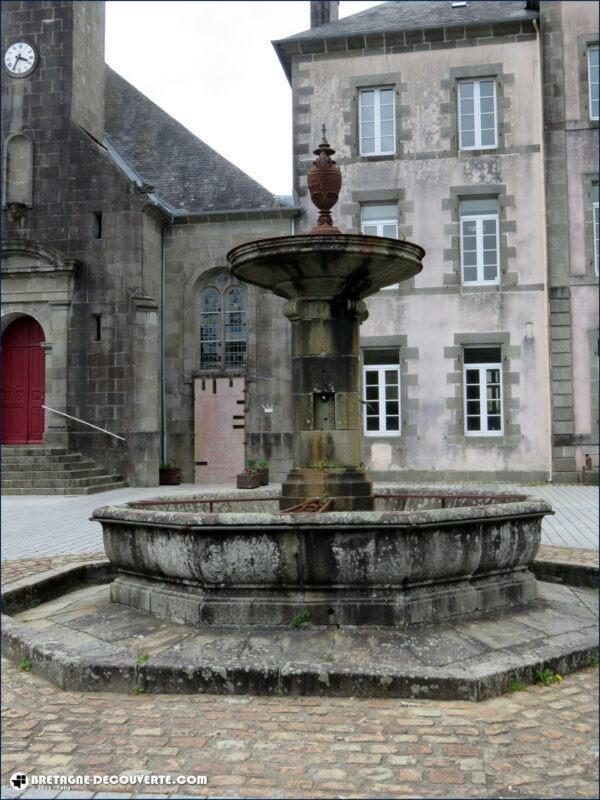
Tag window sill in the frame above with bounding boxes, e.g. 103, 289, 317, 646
357, 154, 396, 162
364, 432, 402, 438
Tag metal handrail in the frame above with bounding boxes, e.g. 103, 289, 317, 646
42, 405, 126, 441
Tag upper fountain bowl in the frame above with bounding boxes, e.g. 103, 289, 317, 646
227, 233, 425, 301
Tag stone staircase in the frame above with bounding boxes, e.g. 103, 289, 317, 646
1, 447, 128, 495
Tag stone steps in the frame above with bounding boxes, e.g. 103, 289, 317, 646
5, 480, 128, 496
1, 446, 127, 495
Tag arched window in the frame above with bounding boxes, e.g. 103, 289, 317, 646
199, 274, 246, 370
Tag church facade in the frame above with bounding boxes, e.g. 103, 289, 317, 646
1, 0, 598, 489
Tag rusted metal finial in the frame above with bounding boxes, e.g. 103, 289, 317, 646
306, 126, 342, 235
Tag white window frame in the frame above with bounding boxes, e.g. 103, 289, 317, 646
458, 78, 498, 150
588, 45, 599, 121
463, 356, 504, 437
459, 206, 500, 285
593, 198, 599, 275
359, 87, 396, 156
362, 363, 401, 436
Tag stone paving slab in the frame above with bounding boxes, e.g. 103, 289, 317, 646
2, 481, 598, 561
3, 559, 597, 702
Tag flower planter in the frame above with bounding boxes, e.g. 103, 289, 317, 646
237, 473, 260, 489
257, 468, 269, 486
159, 468, 181, 486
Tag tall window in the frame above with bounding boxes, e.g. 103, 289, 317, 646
362, 349, 401, 435
458, 79, 497, 149
199, 274, 246, 370
463, 347, 503, 436
460, 197, 499, 285
361, 204, 398, 237
359, 87, 395, 155
588, 45, 599, 121
593, 184, 599, 275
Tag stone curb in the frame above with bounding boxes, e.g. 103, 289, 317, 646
1, 560, 598, 702
531, 558, 599, 589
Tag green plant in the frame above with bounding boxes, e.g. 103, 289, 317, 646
160, 462, 175, 470
257, 459, 269, 469
312, 461, 327, 471
536, 667, 562, 686
328, 459, 341, 469
20, 658, 32, 672
136, 654, 150, 667
588, 654, 599, 668
507, 679, 525, 693
324, 654, 336, 664
291, 609, 311, 628
133, 686, 145, 695
246, 458, 257, 468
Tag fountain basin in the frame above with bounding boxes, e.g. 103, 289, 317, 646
93, 488, 551, 628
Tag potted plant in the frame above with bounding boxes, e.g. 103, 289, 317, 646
236, 464, 260, 489
159, 463, 181, 485
257, 459, 269, 485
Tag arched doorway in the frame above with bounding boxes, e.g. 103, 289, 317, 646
2, 316, 46, 444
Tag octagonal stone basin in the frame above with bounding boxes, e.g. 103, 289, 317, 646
93, 487, 552, 628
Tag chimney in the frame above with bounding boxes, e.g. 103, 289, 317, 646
310, 1, 339, 29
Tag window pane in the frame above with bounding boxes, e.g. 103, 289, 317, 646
361, 122, 375, 139
480, 129, 496, 147
361, 204, 397, 222
460, 82, 474, 98
466, 416, 480, 431
463, 266, 478, 282
366, 385, 378, 400
461, 198, 498, 215
381, 120, 394, 137
467, 401, 480, 415
361, 105, 374, 122
362, 224, 378, 235
480, 96, 494, 114
385, 369, 398, 385
479, 80, 495, 97
361, 90, 374, 107
461, 131, 475, 148
488, 416, 501, 431
466, 369, 479, 383
462, 219, 477, 234
483, 265, 497, 281
364, 349, 399, 365
464, 347, 501, 363
380, 103, 394, 122
366, 417, 379, 431
386, 384, 398, 400
463, 250, 477, 266
386, 417, 399, 431
382, 224, 397, 238
365, 369, 379, 384
380, 136, 394, 152
380, 88, 394, 104
461, 113, 475, 132
483, 250, 497, 266
361, 137, 375, 153
386, 401, 399, 416
466, 384, 480, 399
486, 368, 501, 383
487, 400, 501, 415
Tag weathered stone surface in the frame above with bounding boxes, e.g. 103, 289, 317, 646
1, 560, 597, 700
93, 488, 551, 626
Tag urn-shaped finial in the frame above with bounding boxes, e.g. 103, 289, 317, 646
307, 125, 342, 234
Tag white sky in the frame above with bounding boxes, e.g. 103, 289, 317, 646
105, 1, 382, 197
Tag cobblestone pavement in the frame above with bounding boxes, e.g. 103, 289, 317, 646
1, 555, 599, 799
1, 482, 598, 561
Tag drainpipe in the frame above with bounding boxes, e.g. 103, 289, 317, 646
160, 217, 172, 466
533, 17, 553, 483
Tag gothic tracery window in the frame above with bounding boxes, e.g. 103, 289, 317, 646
199, 274, 246, 370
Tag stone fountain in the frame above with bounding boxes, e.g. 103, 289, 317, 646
91, 130, 552, 629
228, 128, 423, 511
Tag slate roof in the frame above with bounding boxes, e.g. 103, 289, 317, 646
104, 65, 286, 214
277, 1, 537, 42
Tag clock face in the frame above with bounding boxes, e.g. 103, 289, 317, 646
4, 42, 38, 77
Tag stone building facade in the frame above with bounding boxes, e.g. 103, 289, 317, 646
1, 0, 298, 488
273, 0, 599, 483
2, 0, 598, 488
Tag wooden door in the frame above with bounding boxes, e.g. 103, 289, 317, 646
194, 377, 245, 484
1, 316, 45, 444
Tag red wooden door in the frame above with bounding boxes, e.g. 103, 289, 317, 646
1, 317, 45, 444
